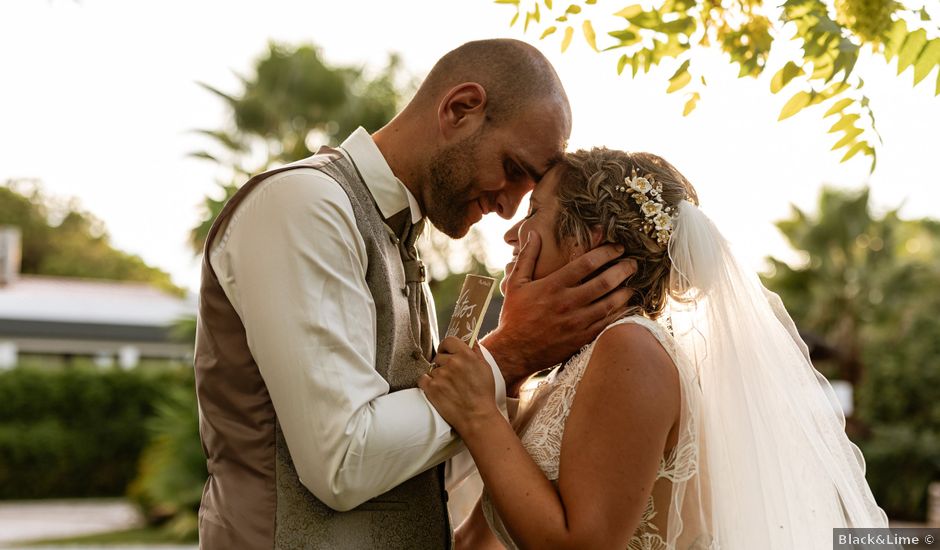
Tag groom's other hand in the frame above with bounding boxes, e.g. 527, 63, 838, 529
481, 231, 636, 396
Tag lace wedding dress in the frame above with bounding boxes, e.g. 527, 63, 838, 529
480, 314, 702, 550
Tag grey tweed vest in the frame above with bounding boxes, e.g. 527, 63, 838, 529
195, 147, 450, 549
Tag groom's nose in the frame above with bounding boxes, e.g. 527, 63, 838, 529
491, 181, 533, 219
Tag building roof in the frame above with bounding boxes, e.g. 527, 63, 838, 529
0, 275, 196, 327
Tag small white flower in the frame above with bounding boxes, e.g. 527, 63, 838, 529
628, 176, 653, 193
654, 212, 673, 231
641, 201, 663, 217
656, 230, 672, 244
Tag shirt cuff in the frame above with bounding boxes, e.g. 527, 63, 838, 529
478, 344, 508, 420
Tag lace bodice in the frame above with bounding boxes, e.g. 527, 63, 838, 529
481, 315, 698, 550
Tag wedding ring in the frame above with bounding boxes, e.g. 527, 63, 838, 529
427, 362, 439, 374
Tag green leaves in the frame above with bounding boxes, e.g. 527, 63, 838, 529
886, 26, 940, 92
779, 91, 813, 121
583, 20, 598, 51
607, 29, 641, 48
882, 18, 908, 60
614, 4, 643, 20
824, 97, 853, 117
667, 59, 692, 93
683, 91, 700, 116
913, 39, 940, 86
561, 25, 574, 52
524, 2, 541, 31
897, 29, 928, 75
625, 9, 662, 29
494, 0, 930, 173
829, 113, 860, 133
771, 62, 806, 93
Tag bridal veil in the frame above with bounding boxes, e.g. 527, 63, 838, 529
661, 200, 889, 549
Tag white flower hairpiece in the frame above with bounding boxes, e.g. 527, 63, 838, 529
615, 168, 676, 245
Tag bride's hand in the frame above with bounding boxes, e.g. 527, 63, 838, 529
418, 337, 502, 435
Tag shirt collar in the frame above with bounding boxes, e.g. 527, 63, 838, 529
340, 127, 423, 224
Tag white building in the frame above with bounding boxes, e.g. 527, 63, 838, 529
0, 227, 195, 369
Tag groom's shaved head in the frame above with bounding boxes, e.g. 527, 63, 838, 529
412, 38, 571, 127
378, 39, 572, 239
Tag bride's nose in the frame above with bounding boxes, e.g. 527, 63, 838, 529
504, 219, 523, 246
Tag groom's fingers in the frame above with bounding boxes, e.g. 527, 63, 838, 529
507, 231, 540, 288
581, 286, 634, 328
552, 243, 625, 289
569, 258, 637, 305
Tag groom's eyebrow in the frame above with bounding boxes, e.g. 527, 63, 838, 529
529, 153, 564, 183
520, 159, 546, 183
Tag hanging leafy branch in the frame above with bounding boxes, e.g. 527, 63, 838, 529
496, 0, 939, 173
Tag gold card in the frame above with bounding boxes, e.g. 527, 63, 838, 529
445, 274, 497, 348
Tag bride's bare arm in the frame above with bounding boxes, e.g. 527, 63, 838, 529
420, 327, 678, 549
454, 499, 504, 550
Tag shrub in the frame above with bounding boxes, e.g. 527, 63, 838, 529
0, 366, 194, 499
128, 384, 206, 541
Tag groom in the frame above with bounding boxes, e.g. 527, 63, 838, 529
194, 39, 634, 549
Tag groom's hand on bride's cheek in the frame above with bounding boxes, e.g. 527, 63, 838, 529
482, 233, 636, 396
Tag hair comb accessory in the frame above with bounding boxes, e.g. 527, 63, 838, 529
622, 167, 676, 245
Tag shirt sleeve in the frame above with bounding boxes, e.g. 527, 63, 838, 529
209, 169, 462, 511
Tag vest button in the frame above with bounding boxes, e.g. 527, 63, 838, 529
402, 286, 410, 297
411, 350, 422, 360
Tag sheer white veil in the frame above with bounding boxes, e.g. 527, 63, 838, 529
662, 200, 890, 549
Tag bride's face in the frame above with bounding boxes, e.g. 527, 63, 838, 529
502, 166, 585, 294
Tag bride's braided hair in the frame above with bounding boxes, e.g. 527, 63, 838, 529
555, 148, 699, 319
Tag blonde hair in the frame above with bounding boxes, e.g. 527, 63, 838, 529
554, 148, 699, 320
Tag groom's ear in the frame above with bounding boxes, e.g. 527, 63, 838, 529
438, 82, 487, 140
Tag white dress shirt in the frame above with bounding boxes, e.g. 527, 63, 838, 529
208, 127, 506, 511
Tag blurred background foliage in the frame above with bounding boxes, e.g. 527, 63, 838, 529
128, 384, 206, 542
500, 0, 940, 172
0, 367, 193, 500
0, 181, 183, 296
762, 186, 940, 519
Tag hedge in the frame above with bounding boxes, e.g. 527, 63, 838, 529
0, 366, 195, 499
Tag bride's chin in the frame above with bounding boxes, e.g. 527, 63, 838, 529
500, 262, 514, 294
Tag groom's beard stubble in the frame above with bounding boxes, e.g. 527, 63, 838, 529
426, 133, 483, 239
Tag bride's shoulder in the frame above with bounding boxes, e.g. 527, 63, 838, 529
589, 317, 679, 383
577, 318, 681, 422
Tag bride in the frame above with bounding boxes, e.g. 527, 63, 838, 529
419, 147, 889, 549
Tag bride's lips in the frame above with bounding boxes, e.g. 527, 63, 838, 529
505, 250, 520, 272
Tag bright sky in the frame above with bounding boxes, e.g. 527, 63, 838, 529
2, 0, 938, 293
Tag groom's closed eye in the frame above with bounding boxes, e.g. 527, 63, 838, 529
504, 159, 527, 182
